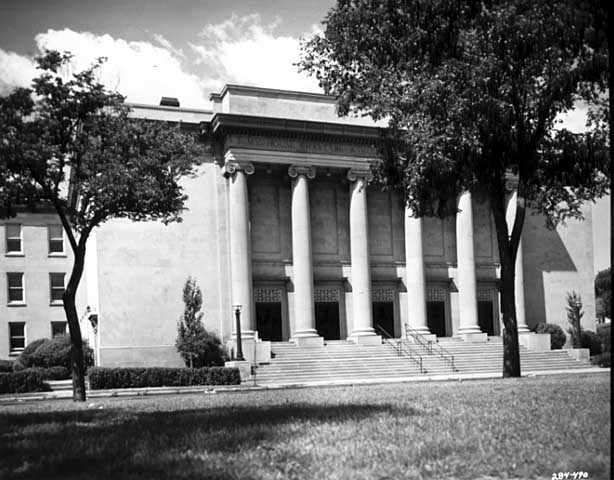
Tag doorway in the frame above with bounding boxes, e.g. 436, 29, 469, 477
315, 302, 341, 340
427, 301, 447, 337
256, 302, 283, 341
478, 300, 495, 336
373, 301, 395, 337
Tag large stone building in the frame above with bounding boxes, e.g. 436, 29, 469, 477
0, 85, 598, 364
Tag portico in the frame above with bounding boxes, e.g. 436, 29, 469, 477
210, 85, 531, 356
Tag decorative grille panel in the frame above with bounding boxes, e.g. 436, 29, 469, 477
426, 288, 446, 302
372, 288, 395, 302
314, 288, 339, 302
477, 289, 493, 301
254, 288, 282, 303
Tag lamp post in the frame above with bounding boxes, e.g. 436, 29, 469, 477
233, 304, 245, 361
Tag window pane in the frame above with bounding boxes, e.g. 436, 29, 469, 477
49, 225, 63, 238
49, 239, 64, 253
6, 225, 21, 252
50, 273, 65, 288
8, 288, 24, 302
7, 273, 24, 302
48, 226, 64, 253
9, 323, 25, 352
9, 323, 24, 337
50, 273, 65, 302
7, 272, 23, 288
7, 225, 20, 237
7, 239, 21, 252
51, 322, 67, 336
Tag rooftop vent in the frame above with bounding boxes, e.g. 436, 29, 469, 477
160, 97, 180, 107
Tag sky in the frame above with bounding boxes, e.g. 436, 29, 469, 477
0, 0, 610, 271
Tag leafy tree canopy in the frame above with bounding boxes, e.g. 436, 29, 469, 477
0, 50, 203, 400
595, 267, 612, 319
176, 278, 226, 368
0, 50, 202, 238
300, 0, 609, 223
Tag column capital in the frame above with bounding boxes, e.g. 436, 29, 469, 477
347, 168, 373, 182
224, 157, 255, 176
288, 165, 316, 180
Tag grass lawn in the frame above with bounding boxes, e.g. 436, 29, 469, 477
0, 373, 610, 479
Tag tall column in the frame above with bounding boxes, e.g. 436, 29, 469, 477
347, 169, 380, 344
225, 159, 255, 338
456, 191, 486, 341
505, 187, 530, 333
288, 165, 323, 346
404, 207, 430, 335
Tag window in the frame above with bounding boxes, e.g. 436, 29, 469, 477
5, 224, 22, 254
49, 273, 65, 304
7, 272, 24, 304
51, 321, 68, 337
9, 322, 25, 354
48, 225, 64, 254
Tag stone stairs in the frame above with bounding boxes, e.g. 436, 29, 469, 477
252, 337, 592, 385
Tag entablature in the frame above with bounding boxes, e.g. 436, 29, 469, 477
207, 113, 383, 169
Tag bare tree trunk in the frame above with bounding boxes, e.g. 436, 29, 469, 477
63, 242, 88, 401
499, 260, 521, 377
490, 188, 522, 378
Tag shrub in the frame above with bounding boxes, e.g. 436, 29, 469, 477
88, 367, 241, 390
596, 324, 610, 353
14, 334, 94, 371
565, 292, 583, 348
0, 370, 49, 394
26, 366, 71, 380
12, 339, 47, 370
580, 330, 603, 356
176, 277, 227, 368
595, 267, 611, 320
0, 359, 14, 373
590, 352, 610, 368
535, 323, 566, 349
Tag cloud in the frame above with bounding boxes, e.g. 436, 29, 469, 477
0, 16, 321, 108
34, 29, 208, 108
189, 14, 321, 94
0, 29, 208, 107
0, 49, 38, 95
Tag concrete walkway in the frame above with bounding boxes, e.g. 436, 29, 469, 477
0, 367, 608, 403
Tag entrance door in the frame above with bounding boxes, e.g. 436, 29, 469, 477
373, 301, 395, 337
256, 302, 283, 341
426, 301, 447, 337
315, 302, 341, 340
478, 301, 495, 336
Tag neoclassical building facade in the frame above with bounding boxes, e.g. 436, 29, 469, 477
0, 85, 598, 365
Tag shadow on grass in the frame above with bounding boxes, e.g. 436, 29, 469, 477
0, 402, 418, 479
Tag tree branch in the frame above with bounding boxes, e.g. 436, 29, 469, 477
53, 198, 78, 253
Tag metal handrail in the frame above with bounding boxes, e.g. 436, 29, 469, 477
404, 323, 457, 372
375, 325, 426, 374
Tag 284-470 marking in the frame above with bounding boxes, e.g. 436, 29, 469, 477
552, 472, 588, 479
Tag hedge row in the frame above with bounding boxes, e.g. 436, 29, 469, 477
28, 366, 70, 380
88, 367, 241, 390
0, 370, 50, 394
590, 352, 610, 368
0, 359, 14, 373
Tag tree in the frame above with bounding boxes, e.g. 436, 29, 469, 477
566, 292, 584, 348
595, 268, 611, 320
0, 51, 202, 400
176, 277, 226, 368
299, 0, 609, 377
